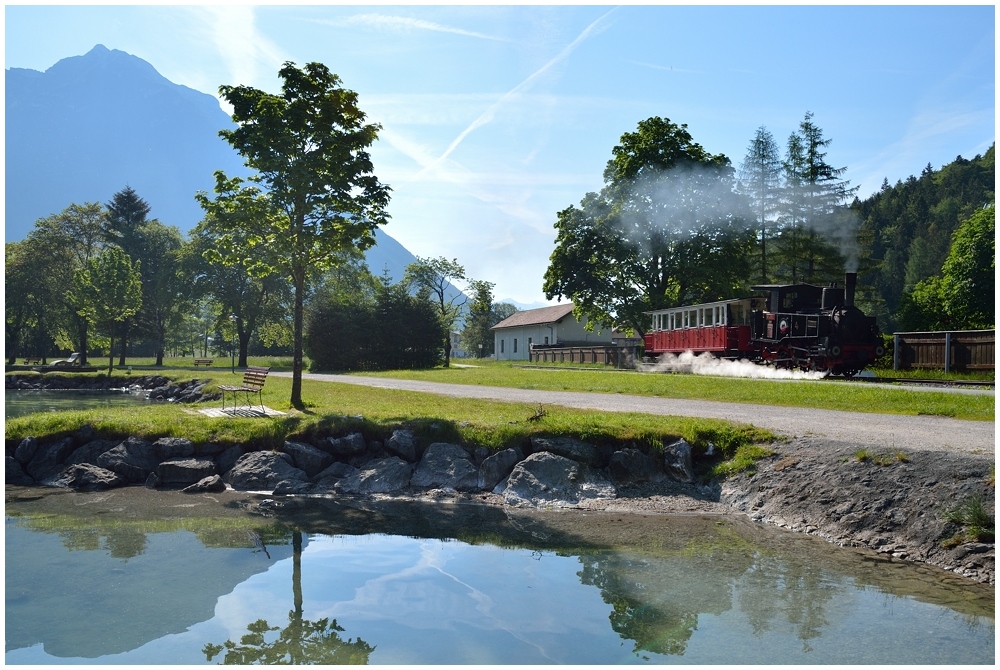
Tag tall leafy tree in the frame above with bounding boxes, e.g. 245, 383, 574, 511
459, 279, 517, 358
737, 126, 783, 282
198, 61, 391, 408
544, 116, 754, 335
404, 256, 467, 367
29, 203, 107, 363
138, 221, 188, 366
74, 247, 142, 375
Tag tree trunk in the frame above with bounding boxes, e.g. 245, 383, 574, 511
291, 273, 305, 409
79, 323, 89, 366
118, 320, 128, 366
238, 329, 250, 368
443, 333, 451, 368
108, 322, 115, 376
155, 318, 165, 367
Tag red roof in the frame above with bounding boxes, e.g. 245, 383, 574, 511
491, 303, 577, 330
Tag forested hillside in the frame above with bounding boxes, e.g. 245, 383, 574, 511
854, 146, 995, 331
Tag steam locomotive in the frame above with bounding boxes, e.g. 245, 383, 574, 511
642, 273, 884, 376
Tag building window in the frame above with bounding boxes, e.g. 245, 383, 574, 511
500, 339, 504, 354
544, 336, 549, 345
513, 338, 518, 353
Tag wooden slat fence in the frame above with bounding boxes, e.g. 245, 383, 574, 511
529, 345, 637, 369
893, 330, 994, 372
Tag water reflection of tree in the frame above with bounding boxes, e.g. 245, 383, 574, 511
736, 554, 837, 650
203, 531, 375, 665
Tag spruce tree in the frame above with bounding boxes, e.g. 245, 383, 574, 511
737, 126, 783, 282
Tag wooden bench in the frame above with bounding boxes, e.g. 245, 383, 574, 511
219, 366, 270, 415
194, 359, 214, 366
22, 357, 43, 365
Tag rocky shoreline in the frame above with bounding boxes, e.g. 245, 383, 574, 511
5, 376, 995, 586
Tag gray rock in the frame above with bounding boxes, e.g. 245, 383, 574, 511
64, 439, 117, 467
410, 443, 479, 491
663, 439, 696, 483
153, 437, 196, 459
385, 429, 420, 462
502, 452, 615, 508
146, 472, 161, 488
313, 461, 357, 482
43, 463, 126, 491
97, 437, 160, 484
338, 457, 412, 494
609, 448, 662, 485
25, 437, 76, 480
217, 445, 245, 474
530, 436, 601, 467
14, 437, 40, 466
182, 475, 227, 493
6, 455, 35, 485
224, 451, 307, 491
280, 441, 332, 478
478, 447, 524, 491
274, 479, 315, 495
157, 457, 218, 486
323, 433, 368, 458
197, 442, 226, 456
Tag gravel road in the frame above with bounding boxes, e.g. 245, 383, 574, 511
283, 372, 995, 456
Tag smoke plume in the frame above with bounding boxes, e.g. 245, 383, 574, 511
638, 350, 828, 381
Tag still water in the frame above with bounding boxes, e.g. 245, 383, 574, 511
5, 390, 157, 419
5, 487, 994, 665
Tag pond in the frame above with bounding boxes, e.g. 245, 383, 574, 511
5, 389, 159, 420
5, 487, 994, 665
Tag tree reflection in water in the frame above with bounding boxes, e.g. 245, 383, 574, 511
203, 531, 375, 665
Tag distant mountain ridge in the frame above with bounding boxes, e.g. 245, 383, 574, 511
5, 44, 458, 301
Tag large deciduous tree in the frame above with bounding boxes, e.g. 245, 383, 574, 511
74, 247, 142, 375
404, 256, 467, 367
103, 186, 152, 364
544, 116, 754, 336
198, 61, 391, 408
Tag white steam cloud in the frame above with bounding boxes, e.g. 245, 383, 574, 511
639, 351, 829, 381
615, 163, 862, 272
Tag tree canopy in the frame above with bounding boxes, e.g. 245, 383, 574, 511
544, 116, 754, 335
198, 61, 391, 407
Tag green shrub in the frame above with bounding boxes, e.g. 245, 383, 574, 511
943, 494, 995, 544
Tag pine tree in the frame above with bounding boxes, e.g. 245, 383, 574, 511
737, 126, 783, 282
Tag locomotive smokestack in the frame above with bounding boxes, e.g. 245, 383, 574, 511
844, 272, 857, 308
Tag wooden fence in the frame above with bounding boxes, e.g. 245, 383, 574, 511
893, 330, 994, 372
529, 345, 637, 369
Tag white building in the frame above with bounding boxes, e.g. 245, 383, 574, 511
490, 303, 613, 361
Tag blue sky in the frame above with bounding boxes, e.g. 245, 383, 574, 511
4, 4, 995, 305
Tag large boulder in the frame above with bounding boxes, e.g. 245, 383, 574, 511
322, 433, 368, 458
280, 441, 333, 478
25, 437, 76, 480
217, 445, 245, 475
156, 457, 218, 486
530, 436, 602, 467
6, 456, 35, 485
662, 439, 696, 483
182, 475, 227, 493
410, 443, 479, 491
502, 452, 615, 508
313, 461, 358, 483
478, 447, 524, 492
64, 439, 118, 467
43, 463, 126, 491
97, 437, 160, 484
14, 437, 40, 466
153, 437, 195, 459
224, 451, 308, 492
337, 457, 412, 494
384, 429, 420, 462
609, 448, 663, 485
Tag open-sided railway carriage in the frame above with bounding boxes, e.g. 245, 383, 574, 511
643, 272, 883, 376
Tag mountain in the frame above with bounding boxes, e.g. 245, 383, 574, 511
5, 44, 248, 240
5, 45, 465, 305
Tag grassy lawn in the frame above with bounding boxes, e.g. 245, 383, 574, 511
348, 359, 995, 421
5, 371, 774, 476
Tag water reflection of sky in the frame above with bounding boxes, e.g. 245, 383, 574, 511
6, 524, 995, 665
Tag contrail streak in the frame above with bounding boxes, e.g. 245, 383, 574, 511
418, 7, 618, 177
